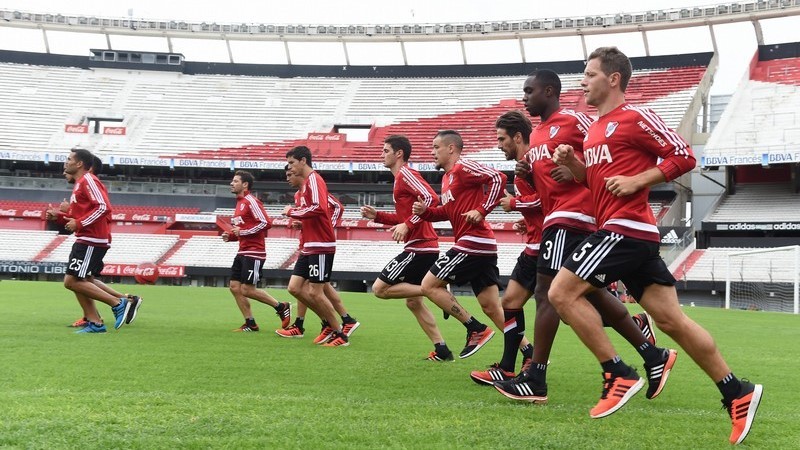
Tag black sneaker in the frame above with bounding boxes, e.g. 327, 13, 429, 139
644, 348, 678, 399
275, 302, 291, 329
125, 295, 143, 325
459, 327, 495, 359
426, 348, 454, 362
494, 371, 548, 403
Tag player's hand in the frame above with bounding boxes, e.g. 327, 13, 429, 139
59, 198, 69, 213
282, 205, 292, 216
45, 205, 58, 221
499, 190, 514, 212
604, 175, 642, 197
290, 220, 302, 230
513, 219, 526, 235
360, 205, 377, 220
552, 144, 575, 165
389, 223, 409, 243
230, 226, 241, 237
550, 165, 574, 183
461, 209, 484, 224
411, 196, 426, 215
64, 218, 77, 232
514, 160, 531, 178
221, 232, 230, 242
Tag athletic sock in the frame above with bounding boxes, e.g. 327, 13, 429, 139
499, 309, 525, 372
636, 342, 662, 365
341, 313, 356, 324
717, 373, 743, 401
463, 316, 484, 333
600, 356, 629, 376
295, 317, 305, 329
245, 317, 257, 327
520, 343, 533, 360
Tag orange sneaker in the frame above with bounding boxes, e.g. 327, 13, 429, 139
426, 350, 454, 362
589, 369, 644, 418
459, 327, 495, 359
632, 312, 656, 346
313, 325, 334, 345
232, 323, 259, 332
470, 363, 515, 386
275, 324, 304, 338
68, 317, 90, 328
342, 321, 360, 337
724, 381, 763, 445
275, 302, 291, 329
322, 331, 350, 347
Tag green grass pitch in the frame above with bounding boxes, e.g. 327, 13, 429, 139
0, 280, 797, 449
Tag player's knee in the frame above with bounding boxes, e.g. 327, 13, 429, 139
372, 282, 389, 299
405, 297, 423, 311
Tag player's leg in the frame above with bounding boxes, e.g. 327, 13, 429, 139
372, 251, 431, 299
64, 243, 130, 331
238, 257, 291, 328
89, 275, 142, 325
323, 282, 359, 336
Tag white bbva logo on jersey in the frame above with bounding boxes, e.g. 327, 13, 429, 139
231, 216, 244, 226
528, 144, 552, 162
299, 197, 308, 207
441, 190, 455, 204
584, 144, 613, 167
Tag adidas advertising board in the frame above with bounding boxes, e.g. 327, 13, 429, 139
658, 227, 689, 245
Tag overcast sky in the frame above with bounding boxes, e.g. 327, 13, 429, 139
0, 0, 798, 94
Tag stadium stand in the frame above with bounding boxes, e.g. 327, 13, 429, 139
41, 233, 179, 265
675, 246, 798, 283
0, 61, 708, 163
0, 229, 59, 261
703, 51, 800, 163
163, 236, 300, 269
704, 183, 800, 223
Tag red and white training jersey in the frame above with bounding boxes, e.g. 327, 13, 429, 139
374, 165, 439, 254
328, 193, 343, 227
68, 173, 112, 247
287, 170, 336, 254
231, 191, 271, 260
420, 158, 506, 255
528, 108, 596, 234
509, 175, 544, 257
584, 103, 695, 242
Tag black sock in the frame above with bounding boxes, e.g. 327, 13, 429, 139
434, 342, 450, 354
341, 314, 355, 324
295, 317, 305, 329
321, 320, 329, 328
530, 363, 548, 382
499, 309, 525, 372
463, 316, 484, 333
600, 356, 629, 376
245, 317, 257, 327
273, 303, 282, 311
637, 342, 662, 365
520, 343, 533, 360
717, 373, 742, 401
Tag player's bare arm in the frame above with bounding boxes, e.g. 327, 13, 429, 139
604, 166, 667, 197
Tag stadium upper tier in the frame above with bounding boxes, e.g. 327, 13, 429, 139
703, 46, 800, 167
703, 183, 800, 223
674, 246, 799, 283
0, 56, 708, 164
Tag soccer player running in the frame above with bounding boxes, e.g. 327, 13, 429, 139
283, 146, 350, 347
550, 47, 762, 444
469, 112, 543, 383
412, 130, 505, 359
495, 71, 676, 404
59, 148, 131, 333
278, 166, 360, 340
360, 135, 453, 361
222, 170, 291, 332
47, 155, 142, 328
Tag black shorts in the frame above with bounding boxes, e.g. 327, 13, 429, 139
379, 251, 438, 286
510, 252, 538, 293
428, 248, 501, 296
230, 255, 264, 285
561, 229, 676, 300
66, 242, 107, 280
292, 253, 334, 283
537, 227, 590, 276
